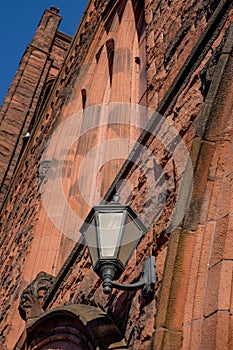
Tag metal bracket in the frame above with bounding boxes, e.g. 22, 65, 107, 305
111, 256, 156, 297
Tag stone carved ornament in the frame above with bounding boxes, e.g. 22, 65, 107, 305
38, 160, 51, 184
19, 271, 55, 321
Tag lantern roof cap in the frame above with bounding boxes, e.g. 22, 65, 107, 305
80, 199, 147, 235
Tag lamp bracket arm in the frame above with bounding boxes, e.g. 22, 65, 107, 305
111, 279, 145, 291
112, 256, 156, 295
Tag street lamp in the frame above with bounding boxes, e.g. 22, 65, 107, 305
80, 195, 156, 296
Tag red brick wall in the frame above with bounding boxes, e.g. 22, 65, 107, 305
145, 0, 228, 108
0, 7, 72, 349
0, 7, 71, 207
0, 1, 233, 349
44, 1, 233, 349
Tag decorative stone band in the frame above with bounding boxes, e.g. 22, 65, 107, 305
19, 271, 55, 321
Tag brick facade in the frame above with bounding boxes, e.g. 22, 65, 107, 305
0, 1, 233, 349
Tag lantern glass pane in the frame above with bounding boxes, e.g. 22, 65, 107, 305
98, 212, 124, 257
118, 214, 142, 265
84, 217, 98, 265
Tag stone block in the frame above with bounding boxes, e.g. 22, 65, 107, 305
204, 260, 233, 317
201, 311, 231, 350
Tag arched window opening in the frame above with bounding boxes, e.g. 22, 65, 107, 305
132, 0, 145, 42
27, 311, 91, 350
24, 304, 129, 350
104, 0, 127, 32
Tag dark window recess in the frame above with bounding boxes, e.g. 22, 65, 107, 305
106, 39, 114, 86
96, 45, 104, 63
81, 89, 87, 110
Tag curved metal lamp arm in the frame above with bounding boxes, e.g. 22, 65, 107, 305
111, 256, 156, 297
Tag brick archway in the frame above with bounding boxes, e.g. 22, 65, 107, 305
26, 304, 128, 350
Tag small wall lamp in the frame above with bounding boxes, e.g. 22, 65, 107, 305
80, 195, 156, 296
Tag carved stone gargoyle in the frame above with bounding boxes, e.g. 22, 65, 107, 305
19, 271, 55, 322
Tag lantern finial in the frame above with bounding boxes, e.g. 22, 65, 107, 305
112, 194, 120, 203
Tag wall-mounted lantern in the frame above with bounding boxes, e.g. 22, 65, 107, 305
80, 195, 156, 296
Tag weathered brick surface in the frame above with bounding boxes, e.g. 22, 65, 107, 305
162, 20, 233, 350
145, 0, 225, 109
201, 312, 232, 350
0, 1, 233, 349
0, 113, 58, 348
0, 1, 137, 347
0, 9, 72, 348
204, 260, 233, 317
0, 7, 71, 208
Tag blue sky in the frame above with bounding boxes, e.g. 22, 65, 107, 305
0, 1, 89, 106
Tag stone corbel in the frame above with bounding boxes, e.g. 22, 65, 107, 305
19, 271, 55, 322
